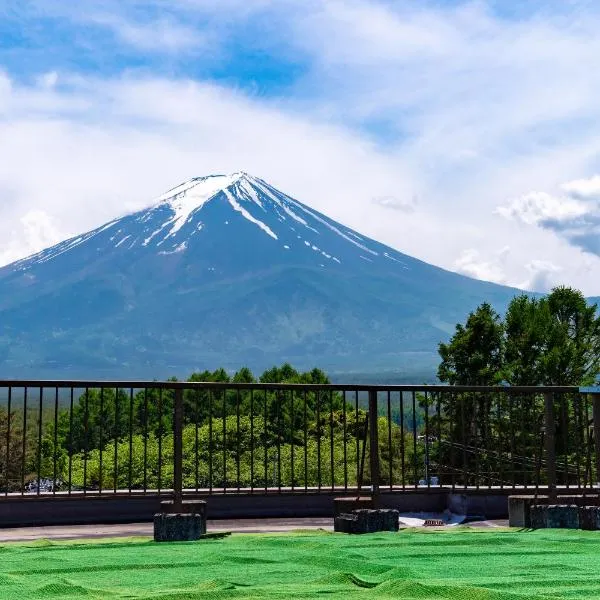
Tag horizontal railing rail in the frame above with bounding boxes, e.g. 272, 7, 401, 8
0, 382, 598, 505
0, 381, 582, 392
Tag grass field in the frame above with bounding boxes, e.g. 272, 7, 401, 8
1, 527, 600, 599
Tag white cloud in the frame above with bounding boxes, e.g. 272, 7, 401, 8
0, 71, 12, 108
496, 191, 590, 225
454, 247, 510, 286
36, 71, 59, 89
454, 248, 566, 293
496, 176, 600, 260
519, 260, 563, 293
373, 194, 417, 212
561, 175, 600, 199
88, 14, 205, 53
0, 209, 61, 266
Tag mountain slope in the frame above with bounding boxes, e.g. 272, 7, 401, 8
0, 172, 530, 379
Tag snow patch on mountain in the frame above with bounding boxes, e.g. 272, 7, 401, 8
223, 189, 278, 240
236, 178, 264, 209
12, 219, 120, 270
115, 235, 131, 248
143, 172, 385, 260
143, 220, 171, 247
158, 241, 188, 255
253, 179, 317, 233
267, 186, 379, 256
158, 173, 242, 240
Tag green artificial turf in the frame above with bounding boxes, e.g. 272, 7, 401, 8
1, 527, 600, 599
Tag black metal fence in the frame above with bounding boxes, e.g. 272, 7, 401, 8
1, 382, 599, 502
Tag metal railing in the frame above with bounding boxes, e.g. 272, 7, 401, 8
1, 381, 599, 503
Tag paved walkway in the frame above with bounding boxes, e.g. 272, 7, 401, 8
0, 518, 335, 542
0, 517, 509, 543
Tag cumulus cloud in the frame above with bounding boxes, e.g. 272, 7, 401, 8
497, 176, 600, 259
454, 248, 509, 285
88, 14, 206, 53
496, 191, 590, 225
0, 209, 62, 266
561, 175, 600, 199
36, 71, 59, 89
454, 248, 564, 293
544, 218, 600, 256
519, 260, 563, 293
372, 195, 417, 212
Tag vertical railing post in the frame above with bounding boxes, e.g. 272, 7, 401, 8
592, 393, 600, 494
173, 387, 183, 513
368, 389, 380, 503
544, 392, 557, 502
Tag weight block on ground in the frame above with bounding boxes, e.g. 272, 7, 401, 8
334, 509, 399, 534
154, 513, 207, 542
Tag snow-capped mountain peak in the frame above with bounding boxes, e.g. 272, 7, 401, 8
154, 173, 245, 240
132, 171, 390, 264
8, 172, 401, 274
156, 172, 245, 206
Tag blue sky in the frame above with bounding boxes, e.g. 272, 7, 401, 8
1, 0, 600, 294
0, 2, 310, 93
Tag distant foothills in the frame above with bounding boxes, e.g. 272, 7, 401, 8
130, 285, 600, 387
0, 172, 598, 382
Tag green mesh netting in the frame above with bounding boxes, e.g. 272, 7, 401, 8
1, 527, 599, 599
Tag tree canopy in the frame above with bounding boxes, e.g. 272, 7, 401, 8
438, 287, 600, 386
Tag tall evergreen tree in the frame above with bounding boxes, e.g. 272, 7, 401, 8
437, 302, 505, 385
439, 288, 600, 386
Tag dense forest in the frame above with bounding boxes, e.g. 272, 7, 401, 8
0, 364, 425, 493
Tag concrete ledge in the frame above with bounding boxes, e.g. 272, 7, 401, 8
334, 509, 399, 534
508, 496, 547, 528
160, 500, 206, 515
3, 487, 582, 529
333, 497, 374, 518
579, 506, 600, 531
530, 504, 580, 529
509, 495, 600, 527
154, 513, 206, 542
0, 490, 447, 528
447, 493, 509, 519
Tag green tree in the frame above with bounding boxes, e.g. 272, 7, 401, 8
438, 303, 505, 385
504, 294, 549, 385
64, 409, 419, 491
55, 388, 131, 454
440, 288, 600, 387
436, 286, 600, 486
0, 408, 24, 491
543, 287, 600, 385
504, 288, 600, 386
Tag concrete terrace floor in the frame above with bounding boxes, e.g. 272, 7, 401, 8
0, 517, 509, 542
0, 518, 334, 542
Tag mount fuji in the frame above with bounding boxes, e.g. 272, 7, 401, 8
0, 172, 524, 380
